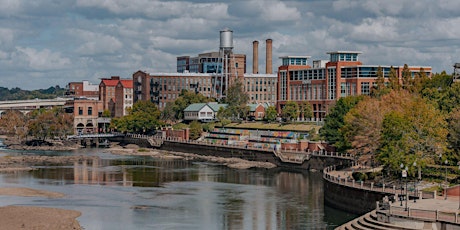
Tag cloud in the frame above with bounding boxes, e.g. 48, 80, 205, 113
75, 0, 229, 20
0, 0, 459, 90
13, 47, 71, 70
72, 30, 123, 56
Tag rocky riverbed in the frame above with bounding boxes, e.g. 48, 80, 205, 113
106, 143, 277, 170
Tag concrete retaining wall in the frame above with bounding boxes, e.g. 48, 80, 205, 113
111, 136, 353, 171
323, 178, 389, 215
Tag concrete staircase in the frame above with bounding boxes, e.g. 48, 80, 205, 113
336, 210, 421, 230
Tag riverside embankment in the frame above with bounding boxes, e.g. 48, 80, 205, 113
324, 166, 460, 229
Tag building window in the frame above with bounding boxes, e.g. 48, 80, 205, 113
361, 82, 370, 95
88, 107, 92, 116
78, 107, 83, 115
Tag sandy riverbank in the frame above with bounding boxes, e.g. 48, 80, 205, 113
0, 187, 81, 230
106, 143, 277, 170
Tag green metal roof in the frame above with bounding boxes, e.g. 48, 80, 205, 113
184, 103, 207, 112
248, 103, 259, 112
184, 103, 227, 112
207, 103, 227, 112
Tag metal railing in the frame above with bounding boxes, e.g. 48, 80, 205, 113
124, 134, 354, 164
378, 202, 460, 224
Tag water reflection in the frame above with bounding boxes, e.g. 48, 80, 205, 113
0, 149, 356, 229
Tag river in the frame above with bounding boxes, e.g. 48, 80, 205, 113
0, 140, 356, 229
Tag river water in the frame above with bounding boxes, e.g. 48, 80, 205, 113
0, 140, 356, 229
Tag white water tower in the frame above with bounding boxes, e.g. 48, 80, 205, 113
215, 28, 234, 99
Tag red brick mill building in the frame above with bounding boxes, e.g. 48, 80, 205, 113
277, 51, 432, 121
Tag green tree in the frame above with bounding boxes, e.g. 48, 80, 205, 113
388, 66, 400, 90
102, 109, 111, 118
371, 66, 390, 97
378, 111, 413, 173
300, 101, 313, 120
281, 101, 299, 122
111, 100, 162, 134
221, 79, 249, 120
401, 64, 412, 90
448, 108, 460, 159
189, 120, 202, 140
319, 95, 364, 151
264, 106, 277, 122
162, 90, 214, 121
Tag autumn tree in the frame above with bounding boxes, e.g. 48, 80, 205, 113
0, 110, 27, 139
342, 90, 448, 170
27, 107, 73, 140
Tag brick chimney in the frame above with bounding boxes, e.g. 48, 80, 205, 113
253, 40, 259, 74
266, 39, 273, 74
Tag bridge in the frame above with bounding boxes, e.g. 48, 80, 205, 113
0, 98, 70, 116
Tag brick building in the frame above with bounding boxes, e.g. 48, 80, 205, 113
277, 51, 432, 121
114, 79, 133, 117
69, 98, 103, 134
99, 76, 120, 112
66, 81, 99, 99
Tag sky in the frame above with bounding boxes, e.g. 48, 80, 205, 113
1, 0, 460, 90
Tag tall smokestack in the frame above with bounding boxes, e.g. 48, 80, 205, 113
252, 40, 259, 74
266, 39, 273, 74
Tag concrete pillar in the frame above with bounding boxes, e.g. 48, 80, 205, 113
265, 39, 272, 74
253, 40, 259, 74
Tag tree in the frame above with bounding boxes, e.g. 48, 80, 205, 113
388, 66, 400, 90
161, 90, 214, 121
189, 120, 202, 140
281, 101, 299, 122
0, 110, 27, 139
299, 101, 313, 120
402, 64, 412, 90
264, 106, 277, 122
371, 66, 390, 97
448, 108, 460, 158
319, 95, 364, 151
27, 107, 73, 140
378, 111, 413, 173
102, 109, 111, 118
342, 90, 448, 167
111, 100, 162, 134
221, 79, 249, 120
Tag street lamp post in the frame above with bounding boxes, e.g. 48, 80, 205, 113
457, 161, 460, 210
413, 161, 417, 203
444, 159, 448, 200
404, 166, 408, 211
400, 163, 404, 207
